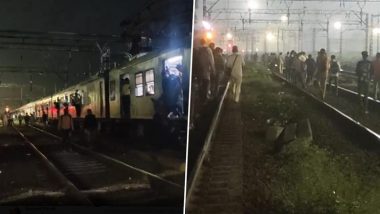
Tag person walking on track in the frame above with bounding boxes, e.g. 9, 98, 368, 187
356, 51, 372, 113
328, 55, 342, 96
227, 45, 245, 103
316, 48, 330, 100
58, 108, 74, 149
371, 52, 380, 100
197, 38, 215, 104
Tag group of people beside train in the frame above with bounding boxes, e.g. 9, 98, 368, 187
191, 38, 245, 127
193, 38, 245, 104
263, 49, 380, 113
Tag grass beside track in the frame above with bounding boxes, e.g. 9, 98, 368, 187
242, 63, 380, 213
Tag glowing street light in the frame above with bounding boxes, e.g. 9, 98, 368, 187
248, 0, 258, 9
202, 21, 212, 30
281, 15, 288, 22
373, 28, 380, 35
5, 107, 9, 113
205, 31, 213, 40
334, 21, 342, 30
226, 33, 233, 39
266, 32, 275, 41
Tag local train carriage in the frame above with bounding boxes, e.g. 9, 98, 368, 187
12, 46, 190, 122
109, 47, 191, 119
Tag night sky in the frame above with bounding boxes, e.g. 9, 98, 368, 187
0, 0, 151, 34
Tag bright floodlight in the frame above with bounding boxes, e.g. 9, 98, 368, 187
202, 21, 212, 30
334, 21, 342, 30
206, 31, 213, 40
248, 0, 258, 9
266, 32, 274, 41
226, 33, 233, 39
373, 28, 380, 34
281, 15, 288, 22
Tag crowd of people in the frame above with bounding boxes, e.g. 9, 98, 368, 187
191, 38, 245, 127
5, 106, 98, 150
261, 48, 380, 113
192, 38, 245, 104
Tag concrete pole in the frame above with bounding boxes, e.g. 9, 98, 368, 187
365, 14, 369, 52
300, 21, 304, 51
369, 14, 373, 55
312, 28, 316, 53
203, 0, 207, 19
339, 29, 343, 59
326, 20, 330, 53
20, 87, 23, 105
277, 27, 280, 54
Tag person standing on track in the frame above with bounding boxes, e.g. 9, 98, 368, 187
227, 45, 245, 103
197, 38, 215, 104
356, 51, 372, 113
83, 109, 97, 149
316, 48, 330, 100
58, 108, 74, 149
371, 52, 380, 100
214, 47, 226, 95
305, 54, 317, 86
18, 114, 23, 126
328, 55, 342, 96
294, 52, 307, 88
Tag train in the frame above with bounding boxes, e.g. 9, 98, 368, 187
12, 46, 191, 127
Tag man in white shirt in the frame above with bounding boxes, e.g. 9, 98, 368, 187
227, 46, 245, 103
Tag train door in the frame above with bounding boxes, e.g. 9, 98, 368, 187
163, 55, 184, 116
99, 81, 104, 117
120, 74, 131, 119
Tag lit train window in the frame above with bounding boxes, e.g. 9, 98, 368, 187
135, 73, 143, 97
164, 55, 182, 76
145, 69, 154, 95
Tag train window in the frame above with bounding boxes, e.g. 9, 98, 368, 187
109, 80, 116, 101
135, 73, 143, 97
164, 55, 183, 76
145, 69, 154, 95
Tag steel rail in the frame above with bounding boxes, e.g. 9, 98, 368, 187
272, 72, 380, 145
11, 126, 93, 205
28, 125, 183, 189
185, 81, 231, 205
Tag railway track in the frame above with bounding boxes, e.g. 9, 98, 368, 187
272, 72, 380, 147
186, 82, 244, 214
2, 125, 183, 205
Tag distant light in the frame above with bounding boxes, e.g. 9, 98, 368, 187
5, 107, 9, 112
255, 48, 259, 52
266, 32, 275, 41
373, 28, 380, 34
226, 33, 233, 39
334, 21, 342, 30
242, 49, 246, 53
248, 0, 258, 9
281, 15, 288, 22
228, 43, 232, 48
206, 31, 213, 40
202, 21, 212, 30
